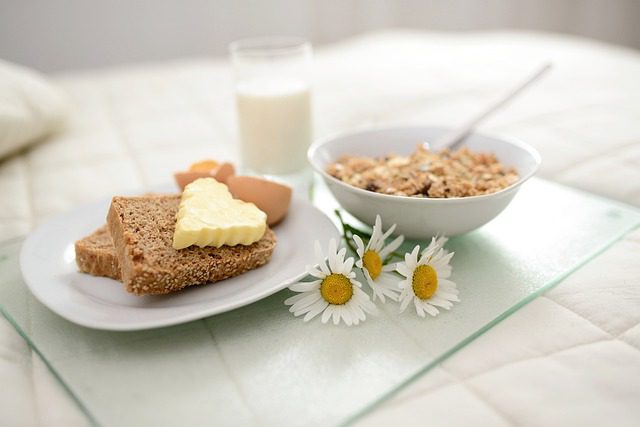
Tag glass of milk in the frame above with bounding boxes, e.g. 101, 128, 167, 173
230, 37, 313, 177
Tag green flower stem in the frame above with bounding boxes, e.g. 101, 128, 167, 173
334, 210, 372, 239
334, 210, 363, 254
386, 251, 405, 262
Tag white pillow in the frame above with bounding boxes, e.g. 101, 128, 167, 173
0, 59, 69, 160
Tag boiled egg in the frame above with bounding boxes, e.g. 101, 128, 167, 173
226, 176, 292, 226
174, 161, 235, 190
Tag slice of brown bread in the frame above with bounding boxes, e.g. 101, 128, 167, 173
107, 194, 276, 295
75, 225, 121, 280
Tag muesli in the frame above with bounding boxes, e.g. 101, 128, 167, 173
326, 145, 518, 198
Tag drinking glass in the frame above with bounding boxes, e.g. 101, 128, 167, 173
229, 37, 313, 177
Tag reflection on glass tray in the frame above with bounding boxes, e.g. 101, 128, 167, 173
1, 178, 639, 426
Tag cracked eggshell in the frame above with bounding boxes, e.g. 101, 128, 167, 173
174, 162, 236, 190
226, 176, 292, 226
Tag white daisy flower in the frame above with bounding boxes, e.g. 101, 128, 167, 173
285, 239, 377, 326
422, 235, 449, 256
396, 236, 459, 317
353, 215, 404, 303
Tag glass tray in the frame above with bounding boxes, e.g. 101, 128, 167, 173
1, 178, 639, 427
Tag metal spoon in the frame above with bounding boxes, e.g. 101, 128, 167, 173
430, 62, 552, 150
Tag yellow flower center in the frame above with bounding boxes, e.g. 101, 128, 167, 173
412, 265, 438, 300
363, 250, 382, 280
320, 274, 353, 305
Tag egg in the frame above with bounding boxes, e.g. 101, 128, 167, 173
189, 159, 219, 171
211, 163, 235, 182
226, 176, 292, 226
174, 162, 235, 190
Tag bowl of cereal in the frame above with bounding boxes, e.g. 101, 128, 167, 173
308, 126, 540, 238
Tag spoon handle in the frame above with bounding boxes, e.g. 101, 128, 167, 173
432, 62, 552, 150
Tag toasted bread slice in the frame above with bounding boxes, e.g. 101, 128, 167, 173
75, 225, 121, 280
107, 194, 276, 295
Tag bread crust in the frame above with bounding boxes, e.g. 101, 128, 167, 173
75, 225, 121, 280
106, 194, 276, 295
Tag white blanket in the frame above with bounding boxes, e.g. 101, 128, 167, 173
1, 30, 639, 426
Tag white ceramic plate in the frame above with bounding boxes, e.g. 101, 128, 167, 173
20, 197, 339, 331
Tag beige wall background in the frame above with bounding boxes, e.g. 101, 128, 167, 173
1, 0, 639, 72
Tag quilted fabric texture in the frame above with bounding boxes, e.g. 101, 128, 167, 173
0, 59, 69, 160
1, 31, 639, 426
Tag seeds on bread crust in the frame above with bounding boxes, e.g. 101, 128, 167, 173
107, 194, 276, 296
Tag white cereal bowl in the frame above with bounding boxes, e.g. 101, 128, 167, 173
308, 126, 541, 239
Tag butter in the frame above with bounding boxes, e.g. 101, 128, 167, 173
173, 178, 267, 250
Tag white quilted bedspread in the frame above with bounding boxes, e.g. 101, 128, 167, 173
1, 31, 640, 426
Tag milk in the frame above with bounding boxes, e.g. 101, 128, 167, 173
236, 80, 312, 174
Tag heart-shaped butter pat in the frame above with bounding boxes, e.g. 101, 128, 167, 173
173, 178, 267, 250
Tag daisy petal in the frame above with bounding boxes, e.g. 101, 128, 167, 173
342, 308, 353, 326
350, 278, 363, 288
418, 247, 433, 265
435, 266, 452, 279
337, 247, 347, 264
365, 274, 384, 303
314, 241, 330, 275
435, 236, 449, 250
396, 263, 412, 278
375, 274, 400, 300
420, 237, 441, 260
382, 263, 397, 272
415, 299, 426, 317
439, 279, 458, 289
377, 271, 399, 284
424, 304, 440, 317
433, 251, 454, 268
374, 214, 382, 228
378, 287, 399, 302
328, 239, 339, 272
321, 305, 334, 324
354, 288, 376, 313
362, 299, 377, 315
290, 292, 321, 312
353, 234, 365, 257
373, 287, 386, 303
353, 286, 369, 299
398, 280, 411, 293
382, 289, 398, 302
348, 302, 365, 322
439, 292, 460, 302
349, 303, 364, 320
379, 222, 397, 244
332, 308, 341, 325
284, 293, 307, 306
440, 288, 458, 298
368, 216, 382, 250
405, 245, 420, 269
289, 281, 321, 293
328, 238, 337, 253
303, 300, 329, 322
341, 256, 355, 275
379, 234, 404, 258
399, 294, 412, 312
429, 296, 454, 309
306, 265, 326, 279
